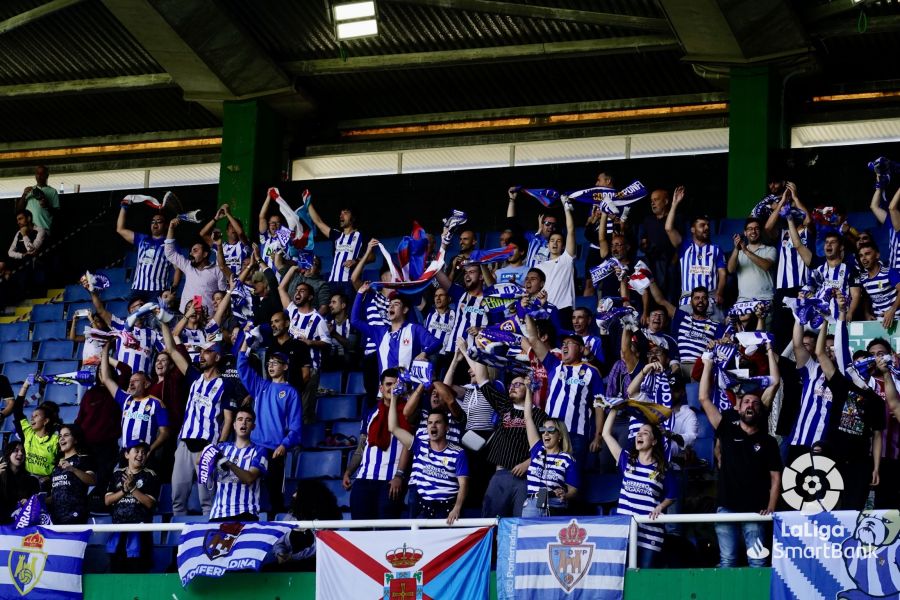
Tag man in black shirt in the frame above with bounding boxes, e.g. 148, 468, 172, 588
699, 356, 782, 568
266, 310, 311, 393
105, 440, 159, 573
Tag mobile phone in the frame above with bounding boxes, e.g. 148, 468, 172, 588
193, 296, 203, 311
536, 488, 550, 510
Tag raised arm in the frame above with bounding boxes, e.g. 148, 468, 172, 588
258, 194, 271, 235
524, 315, 549, 361
621, 325, 640, 372
306, 200, 332, 237
116, 206, 135, 245
351, 239, 379, 291
522, 384, 540, 448
598, 212, 610, 258
507, 187, 517, 218
601, 407, 622, 462
786, 216, 813, 267
159, 321, 190, 375
664, 186, 684, 248
456, 338, 488, 385
199, 207, 224, 245
876, 356, 900, 422
387, 393, 415, 450
697, 355, 723, 429
760, 343, 781, 409
278, 265, 299, 309
563, 198, 577, 257
871, 186, 889, 225
792, 319, 811, 366
222, 205, 246, 240
648, 281, 677, 319
98, 344, 120, 398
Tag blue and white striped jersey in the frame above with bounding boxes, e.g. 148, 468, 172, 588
628, 370, 675, 440
364, 294, 389, 356
329, 317, 352, 358
448, 285, 489, 346
260, 229, 289, 278
884, 219, 900, 272
414, 410, 462, 445
813, 260, 860, 319
409, 438, 468, 502
114, 389, 169, 447
424, 308, 456, 354
209, 441, 268, 520
221, 241, 251, 276
615, 453, 675, 552
789, 357, 833, 447
858, 263, 900, 318
525, 231, 550, 268
525, 441, 578, 497
286, 304, 331, 370
179, 368, 236, 442
110, 316, 163, 375
328, 229, 364, 283
671, 311, 723, 364
355, 408, 402, 481
678, 241, 725, 303
132, 233, 172, 292
542, 355, 603, 437
777, 226, 812, 289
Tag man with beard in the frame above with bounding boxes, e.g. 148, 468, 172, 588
698, 354, 782, 568
308, 202, 366, 298
257, 196, 290, 275
159, 321, 236, 516
279, 268, 331, 423
351, 283, 440, 375
665, 187, 726, 319
116, 204, 181, 300
856, 242, 900, 327
436, 263, 489, 347
266, 311, 312, 393
447, 229, 478, 286
650, 286, 725, 379
571, 308, 603, 371
164, 218, 228, 314
813, 230, 861, 319
727, 218, 776, 303
325, 293, 358, 371
640, 188, 682, 303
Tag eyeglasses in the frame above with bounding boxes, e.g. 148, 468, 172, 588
539, 427, 559, 434
509, 381, 526, 388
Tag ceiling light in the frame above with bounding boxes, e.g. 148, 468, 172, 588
333, 1, 379, 40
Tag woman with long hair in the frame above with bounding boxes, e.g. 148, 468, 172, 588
602, 408, 677, 568
0, 441, 40, 523
48, 423, 96, 524
521, 382, 578, 517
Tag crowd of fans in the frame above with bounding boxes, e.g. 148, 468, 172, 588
1, 163, 900, 572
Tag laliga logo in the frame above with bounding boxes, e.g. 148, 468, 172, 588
781, 453, 844, 514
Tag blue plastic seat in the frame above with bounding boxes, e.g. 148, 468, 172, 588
321, 478, 351, 509
718, 218, 746, 237
0, 342, 32, 363
58, 405, 79, 423
2, 361, 37, 385
301, 423, 327, 449
295, 450, 343, 479
100, 283, 133, 301
0, 322, 29, 343
582, 473, 623, 507
63, 284, 91, 303
106, 300, 129, 316
123, 251, 137, 270
32, 321, 67, 342
685, 382, 701, 411
696, 409, 715, 438
345, 371, 365, 395
574, 296, 595, 311
316, 395, 359, 422
331, 420, 360, 440
319, 371, 343, 393
156, 484, 173, 515
43, 383, 78, 405
847, 211, 878, 233
30, 303, 64, 323
36, 341, 74, 361
101, 267, 128, 283
694, 436, 715, 467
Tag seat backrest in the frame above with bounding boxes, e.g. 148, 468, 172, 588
43, 383, 78, 406
30, 303, 63, 323
0, 342, 33, 363
36, 340, 74, 361
345, 371, 365, 395
32, 321, 67, 342
319, 371, 343, 393
43, 360, 78, 376
2, 361, 38, 385
0, 322, 29, 343
316, 395, 359, 422
296, 450, 343, 479
301, 423, 327, 449
331, 420, 360, 440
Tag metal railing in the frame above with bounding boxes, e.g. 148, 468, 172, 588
47, 512, 775, 571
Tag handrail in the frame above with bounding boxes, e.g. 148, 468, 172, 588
46, 512, 775, 571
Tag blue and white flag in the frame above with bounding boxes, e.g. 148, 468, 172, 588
772, 509, 900, 600
497, 517, 630, 600
12, 495, 52, 529
0, 526, 91, 599
177, 521, 294, 586
399, 359, 433, 387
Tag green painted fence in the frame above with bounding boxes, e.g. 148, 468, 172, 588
83, 568, 771, 599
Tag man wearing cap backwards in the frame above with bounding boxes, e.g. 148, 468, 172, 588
351, 283, 441, 375
665, 186, 726, 321
159, 321, 237, 517
525, 315, 605, 467
698, 351, 782, 568
237, 332, 302, 513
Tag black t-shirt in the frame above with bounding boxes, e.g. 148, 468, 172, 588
107, 467, 160, 524
269, 337, 312, 392
715, 409, 783, 512
50, 454, 95, 524
823, 372, 886, 462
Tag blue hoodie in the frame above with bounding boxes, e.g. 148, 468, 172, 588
237, 352, 302, 450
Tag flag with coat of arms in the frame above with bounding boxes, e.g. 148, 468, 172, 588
0, 526, 91, 600
496, 516, 630, 600
315, 526, 492, 600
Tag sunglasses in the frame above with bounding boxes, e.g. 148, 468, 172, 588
539, 427, 559, 434
542, 221, 558, 227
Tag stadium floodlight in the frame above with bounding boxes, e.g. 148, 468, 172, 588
333, 1, 379, 41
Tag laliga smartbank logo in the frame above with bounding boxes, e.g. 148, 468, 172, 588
781, 453, 844, 514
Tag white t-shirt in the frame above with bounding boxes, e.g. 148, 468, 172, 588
736, 243, 777, 301
538, 252, 575, 310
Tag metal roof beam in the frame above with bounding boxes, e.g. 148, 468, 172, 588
285, 36, 679, 75
801, 0, 859, 23
0, 74, 174, 98
811, 14, 900, 37
382, 0, 670, 31
0, 0, 85, 35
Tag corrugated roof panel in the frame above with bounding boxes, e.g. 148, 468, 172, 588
148, 164, 220, 188
514, 136, 627, 165
401, 144, 510, 173
629, 128, 729, 157
791, 118, 900, 148
293, 153, 400, 180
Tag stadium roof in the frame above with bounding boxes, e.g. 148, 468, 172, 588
1, 0, 899, 178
